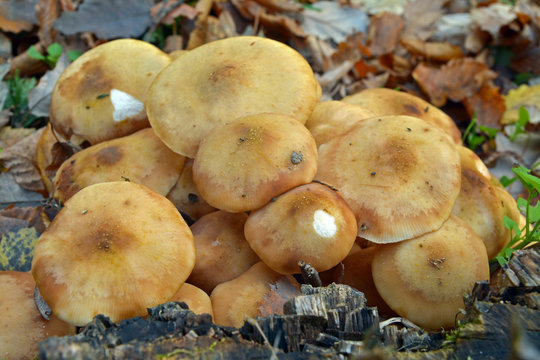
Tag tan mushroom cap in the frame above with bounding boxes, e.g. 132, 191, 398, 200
210, 261, 298, 327
372, 215, 489, 330
305, 101, 375, 147
52, 128, 185, 203
166, 159, 216, 222
316, 115, 461, 243
169, 283, 214, 319
31, 181, 195, 326
452, 146, 509, 258
342, 88, 462, 145
188, 211, 260, 294
245, 182, 357, 274
193, 113, 318, 213
146, 36, 321, 157
50, 39, 171, 145
0, 271, 75, 360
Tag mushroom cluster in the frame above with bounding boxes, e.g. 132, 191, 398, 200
13, 36, 521, 356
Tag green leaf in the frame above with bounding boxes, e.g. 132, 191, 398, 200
47, 42, 63, 58
499, 175, 518, 187
512, 165, 540, 193
67, 49, 83, 62
478, 125, 500, 139
509, 106, 529, 141
27, 45, 46, 61
514, 72, 534, 85
528, 201, 540, 223
503, 215, 521, 237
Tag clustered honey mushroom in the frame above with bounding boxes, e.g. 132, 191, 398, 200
2, 35, 525, 359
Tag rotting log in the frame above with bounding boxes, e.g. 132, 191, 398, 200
37, 248, 540, 359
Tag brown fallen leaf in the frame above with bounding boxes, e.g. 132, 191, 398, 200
463, 83, 506, 128
412, 58, 498, 107
402, 0, 445, 41
36, 0, 61, 47
367, 12, 405, 56
0, 215, 29, 238
253, 0, 302, 13
400, 37, 464, 62
151, 1, 198, 24
0, 127, 35, 148
0, 128, 46, 194
0, 206, 46, 234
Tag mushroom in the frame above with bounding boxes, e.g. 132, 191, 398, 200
166, 159, 216, 222
316, 115, 461, 243
31, 181, 195, 326
146, 36, 321, 157
371, 215, 490, 330
0, 271, 75, 360
169, 283, 214, 319
52, 128, 185, 203
210, 261, 299, 328
187, 210, 260, 294
452, 146, 509, 258
244, 182, 357, 274
305, 101, 375, 147
342, 88, 462, 145
50, 39, 171, 145
193, 113, 318, 213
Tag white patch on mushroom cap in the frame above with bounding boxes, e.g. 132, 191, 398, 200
110, 89, 144, 122
313, 209, 337, 238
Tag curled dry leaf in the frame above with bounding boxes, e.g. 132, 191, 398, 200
462, 83, 506, 128
470, 3, 517, 39
412, 58, 498, 107
400, 37, 464, 62
0, 128, 46, 194
367, 12, 405, 56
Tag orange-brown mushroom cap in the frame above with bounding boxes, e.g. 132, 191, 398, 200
0, 271, 75, 360
50, 39, 171, 145
244, 182, 357, 274
342, 88, 462, 145
53, 128, 185, 203
146, 36, 321, 157
305, 101, 375, 147
193, 113, 318, 213
31, 181, 195, 326
371, 215, 489, 330
169, 283, 214, 319
188, 211, 260, 294
452, 146, 509, 258
316, 115, 461, 243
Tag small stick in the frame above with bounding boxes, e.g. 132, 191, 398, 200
298, 260, 322, 287
34, 286, 52, 320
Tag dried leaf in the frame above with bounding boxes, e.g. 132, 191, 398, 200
0, 127, 35, 148
36, 0, 60, 46
0, 128, 45, 193
0, 206, 46, 233
0, 63, 9, 110
302, 1, 368, 43
470, 3, 517, 38
412, 58, 498, 107
402, 0, 445, 41
28, 53, 70, 118
253, 0, 302, 13
511, 44, 540, 76
0, 0, 38, 33
367, 12, 405, 56
354, 0, 408, 15
431, 13, 471, 45
463, 83, 505, 128
151, 1, 198, 24
0, 215, 29, 237
258, 275, 301, 317
400, 37, 464, 62
0, 172, 44, 205
54, 0, 153, 39
502, 83, 540, 125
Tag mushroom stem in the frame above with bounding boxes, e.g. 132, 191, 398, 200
298, 260, 322, 287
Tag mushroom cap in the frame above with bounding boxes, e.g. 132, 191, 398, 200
52, 128, 185, 203
210, 261, 298, 327
452, 146, 509, 258
336, 246, 395, 316
371, 215, 489, 330
146, 36, 321, 157
169, 283, 214, 318
31, 181, 195, 326
244, 182, 357, 274
166, 159, 216, 221
342, 88, 462, 145
305, 101, 375, 147
50, 39, 171, 145
0, 271, 75, 360
188, 211, 260, 294
316, 115, 461, 243
193, 113, 318, 213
